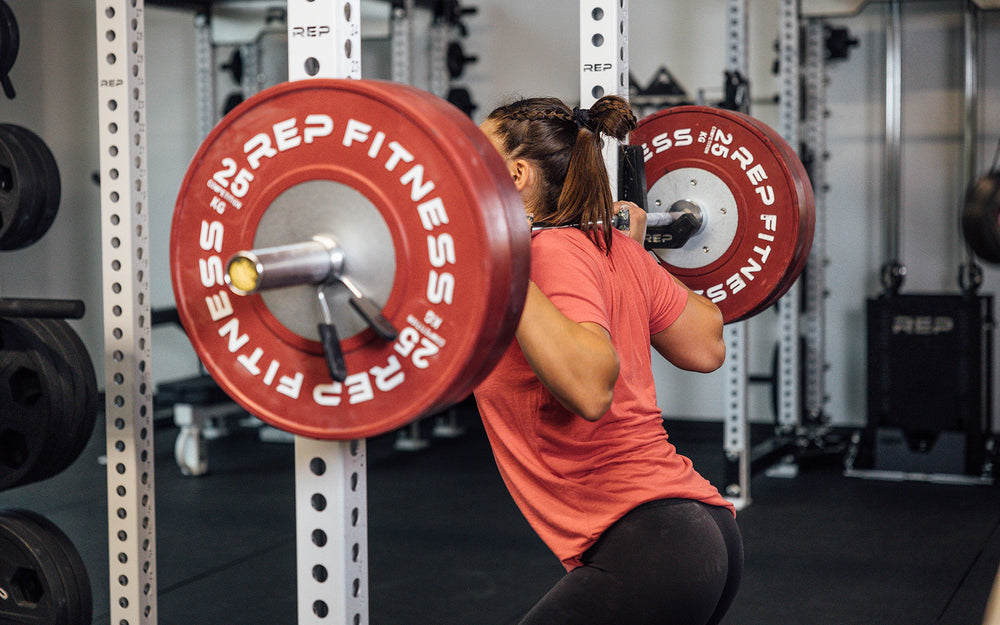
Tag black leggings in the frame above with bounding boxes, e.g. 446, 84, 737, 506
519, 499, 743, 625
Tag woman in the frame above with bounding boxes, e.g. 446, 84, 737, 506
473, 95, 743, 625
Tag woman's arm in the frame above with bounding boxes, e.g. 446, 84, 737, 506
651, 278, 726, 373
515, 282, 620, 421
615, 200, 724, 373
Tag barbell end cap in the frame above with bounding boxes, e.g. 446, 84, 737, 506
225, 253, 263, 296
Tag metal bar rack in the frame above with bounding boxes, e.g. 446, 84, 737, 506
721, 0, 833, 508
95, 1, 158, 622
96, 1, 827, 621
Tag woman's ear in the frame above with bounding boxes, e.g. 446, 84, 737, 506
510, 159, 532, 191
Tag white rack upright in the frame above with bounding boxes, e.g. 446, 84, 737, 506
95, 1, 158, 623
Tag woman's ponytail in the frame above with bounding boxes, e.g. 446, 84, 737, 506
487, 94, 637, 253
557, 96, 637, 252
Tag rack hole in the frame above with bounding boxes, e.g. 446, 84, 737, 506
310, 457, 326, 476
313, 565, 328, 583
313, 601, 329, 618
311, 493, 326, 511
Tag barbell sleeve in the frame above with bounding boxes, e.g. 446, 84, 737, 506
645, 212, 678, 228
225, 235, 345, 295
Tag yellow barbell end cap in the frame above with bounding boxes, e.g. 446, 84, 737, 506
227, 255, 261, 295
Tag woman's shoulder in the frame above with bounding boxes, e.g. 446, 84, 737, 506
531, 227, 656, 266
530, 227, 599, 255
610, 228, 658, 262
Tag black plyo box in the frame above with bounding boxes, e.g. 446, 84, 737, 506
865, 294, 993, 475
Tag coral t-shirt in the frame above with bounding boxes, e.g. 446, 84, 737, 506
474, 227, 734, 570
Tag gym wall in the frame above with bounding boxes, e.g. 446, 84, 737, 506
0, 0, 998, 429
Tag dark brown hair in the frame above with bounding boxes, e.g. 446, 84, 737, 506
487, 95, 637, 252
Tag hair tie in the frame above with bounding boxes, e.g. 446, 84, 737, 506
573, 106, 595, 132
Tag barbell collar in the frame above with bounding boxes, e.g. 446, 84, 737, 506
225, 234, 346, 295
313, 276, 397, 384
880, 260, 907, 295
642, 201, 705, 250
338, 275, 399, 341
663, 200, 703, 232
315, 289, 347, 382
958, 262, 983, 294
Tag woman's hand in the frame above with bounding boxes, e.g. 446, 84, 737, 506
614, 200, 646, 245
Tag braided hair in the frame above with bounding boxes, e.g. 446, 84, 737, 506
487, 95, 637, 253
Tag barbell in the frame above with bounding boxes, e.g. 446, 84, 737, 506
170, 79, 814, 440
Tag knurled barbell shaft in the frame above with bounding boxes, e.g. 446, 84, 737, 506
530, 209, 678, 233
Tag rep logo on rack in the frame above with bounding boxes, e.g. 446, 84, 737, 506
291, 25, 332, 38
891, 315, 955, 335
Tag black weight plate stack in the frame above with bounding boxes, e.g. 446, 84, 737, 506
962, 171, 1000, 264
0, 317, 64, 491
0, 510, 71, 625
0, 124, 60, 250
4, 510, 91, 625
0, 124, 39, 250
0, 0, 18, 99
49, 319, 97, 475
0, 509, 91, 625
24, 319, 79, 484
21, 319, 97, 483
4, 124, 60, 246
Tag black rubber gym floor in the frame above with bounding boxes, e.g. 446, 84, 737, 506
2, 402, 999, 625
